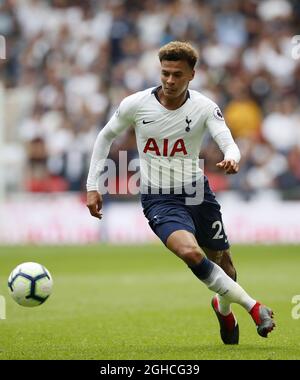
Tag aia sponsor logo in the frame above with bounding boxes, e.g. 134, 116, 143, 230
143, 138, 187, 156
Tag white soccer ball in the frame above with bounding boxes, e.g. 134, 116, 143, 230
8, 262, 53, 307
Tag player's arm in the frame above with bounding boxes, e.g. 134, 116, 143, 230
86, 123, 118, 219
86, 95, 138, 219
206, 104, 240, 175
214, 131, 240, 174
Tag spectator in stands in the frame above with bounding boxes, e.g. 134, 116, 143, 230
1, 0, 299, 200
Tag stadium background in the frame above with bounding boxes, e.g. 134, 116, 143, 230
1, 0, 300, 361
1, 0, 300, 244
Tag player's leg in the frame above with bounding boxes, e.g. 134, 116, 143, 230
187, 176, 241, 342
202, 248, 236, 280
202, 247, 238, 344
166, 230, 275, 338
202, 247, 236, 313
165, 229, 249, 303
164, 229, 204, 265
141, 192, 275, 339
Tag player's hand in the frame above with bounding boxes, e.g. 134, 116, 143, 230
216, 159, 239, 174
86, 191, 103, 219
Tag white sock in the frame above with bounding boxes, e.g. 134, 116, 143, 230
204, 262, 256, 312
216, 294, 231, 316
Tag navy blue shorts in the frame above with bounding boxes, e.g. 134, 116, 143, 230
141, 177, 229, 251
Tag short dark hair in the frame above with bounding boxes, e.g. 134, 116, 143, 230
158, 41, 198, 69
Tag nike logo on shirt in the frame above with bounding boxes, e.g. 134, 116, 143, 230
143, 120, 155, 124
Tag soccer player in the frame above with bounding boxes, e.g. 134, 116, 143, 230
86, 41, 275, 344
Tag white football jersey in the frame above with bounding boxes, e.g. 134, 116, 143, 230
87, 87, 240, 191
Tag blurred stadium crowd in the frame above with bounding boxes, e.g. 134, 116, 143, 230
1, 0, 300, 200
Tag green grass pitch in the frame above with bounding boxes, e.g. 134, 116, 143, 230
0, 244, 300, 360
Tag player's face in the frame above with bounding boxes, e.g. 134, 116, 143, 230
160, 60, 195, 99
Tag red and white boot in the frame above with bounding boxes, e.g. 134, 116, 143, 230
211, 295, 239, 344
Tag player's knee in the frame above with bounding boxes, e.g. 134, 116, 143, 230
175, 244, 203, 266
